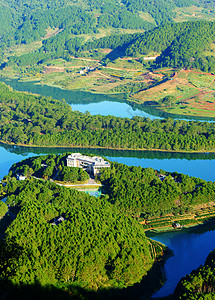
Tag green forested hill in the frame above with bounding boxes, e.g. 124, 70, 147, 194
126, 21, 215, 72
100, 161, 215, 218
10, 154, 215, 219
0, 82, 215, 151
5, 19, 215, 75
0, 0, 215, 52
0, 178, 154, 291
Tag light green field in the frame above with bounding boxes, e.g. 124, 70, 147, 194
132, 70, 215, 118
174, 6, 215, 23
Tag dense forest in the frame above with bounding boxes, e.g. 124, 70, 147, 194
99, 161, 215, 218
126, 21, 215, 72
9, 153, 89, 183
0, 178, 156, 293
0, 0, 213, 60
5, 20, 215, 77
1, 1, 215, 299
0, 83, 214, 152
174, 249, 215, 299
2, 153, 215, 299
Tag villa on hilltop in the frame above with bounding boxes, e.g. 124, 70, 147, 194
66, 153, 110, 176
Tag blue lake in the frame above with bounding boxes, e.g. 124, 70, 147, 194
70, 100, 158, 119
151, 228, 215, 297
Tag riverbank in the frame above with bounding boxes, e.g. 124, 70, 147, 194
1, 66, 215, 121
1, 140, 214, 154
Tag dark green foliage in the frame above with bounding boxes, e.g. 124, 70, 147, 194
82, 33, 142, 52
121, 0, 176, 24
0, 0, 214, 52
159, 96, 177, 107
100, 162, 215, 217
126, 22, 190, 56
98, 8, 152, 30
0, 201, 8, 218
58, 166, 89, 183
0, 82, 215, 152
127, 21, 215, 72
0, 179, 153, 289
111, 81, 147, 93
10, 153, 89, 183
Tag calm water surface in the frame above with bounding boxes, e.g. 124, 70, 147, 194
1, 77, 214, 121
70, 101, 157, 119
0, 145, 214, 181
151, 229, 215, 297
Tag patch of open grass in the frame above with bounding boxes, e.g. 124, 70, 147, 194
174, 6, 215, 23
187, 72, 215, 89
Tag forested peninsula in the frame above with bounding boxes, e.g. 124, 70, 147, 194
1, 153, 215, 299
0, 83, 215, 152
0, 161, 165, 300
8, 153, 215, 226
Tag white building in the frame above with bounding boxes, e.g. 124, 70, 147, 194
16, 174, 26, 181
66, 153, 110, 176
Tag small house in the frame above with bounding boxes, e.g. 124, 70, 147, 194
16, 174, 26, 181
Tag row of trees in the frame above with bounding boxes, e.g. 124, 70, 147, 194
0, 83, 214, 152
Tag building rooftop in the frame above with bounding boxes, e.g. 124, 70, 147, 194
67, 153, 110, 166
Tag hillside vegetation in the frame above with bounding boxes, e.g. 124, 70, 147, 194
0, 178, 155, 292
126, 21, 215, 72
10, 154, 215, 223
100, 161, 215, 218
0, 0, 214, 54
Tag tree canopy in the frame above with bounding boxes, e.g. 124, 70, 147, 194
0, 83, 214, 152
0, 178, 154, 290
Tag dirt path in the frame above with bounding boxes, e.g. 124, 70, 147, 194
104, 66, 142, 72
70, 56, 101, 62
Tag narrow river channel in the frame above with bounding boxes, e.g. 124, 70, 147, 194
0, 78, 214, 297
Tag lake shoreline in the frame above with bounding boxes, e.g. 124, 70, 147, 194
1, 76, 215, 122
146, 218, 215, 236
0, 140, 214, 154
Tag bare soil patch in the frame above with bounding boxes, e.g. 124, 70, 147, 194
43, 66, 65, 74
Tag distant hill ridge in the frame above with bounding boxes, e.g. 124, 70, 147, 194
126, 21, 215, 72
0, 0, 215, 51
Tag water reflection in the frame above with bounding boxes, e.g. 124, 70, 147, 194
1, 143, 214, 181
1, 77, 214, 121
